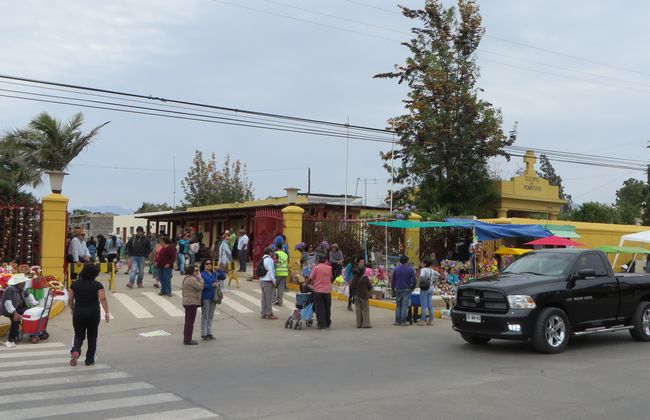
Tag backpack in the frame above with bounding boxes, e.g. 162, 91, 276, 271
256, 256, 269, 278
419, 268, 433, 291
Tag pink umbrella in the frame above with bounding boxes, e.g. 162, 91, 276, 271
525, 235, 585, 247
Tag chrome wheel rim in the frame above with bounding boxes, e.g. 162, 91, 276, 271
642, 309, 650, 336
545, 315, 566, 348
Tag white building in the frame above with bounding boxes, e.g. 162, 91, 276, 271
112, 211, 175, 242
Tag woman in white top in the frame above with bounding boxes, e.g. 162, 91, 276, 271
417, 257, 438, 326
218, 233, 232, 267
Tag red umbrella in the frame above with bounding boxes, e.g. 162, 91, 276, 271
525, 235, 585, 247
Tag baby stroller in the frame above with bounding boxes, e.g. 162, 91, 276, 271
284, 290, 314, 330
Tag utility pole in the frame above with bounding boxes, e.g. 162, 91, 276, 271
307, 167, 311, 194
172, 155, 176, 212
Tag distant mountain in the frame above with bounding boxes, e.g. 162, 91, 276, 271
76, 205, 134, 215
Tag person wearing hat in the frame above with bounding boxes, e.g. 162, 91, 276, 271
68, 228, 91, 264
0, 274, 38, 347
328, 243, 344, 280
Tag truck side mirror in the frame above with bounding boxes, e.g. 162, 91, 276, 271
575, 269, 596, 279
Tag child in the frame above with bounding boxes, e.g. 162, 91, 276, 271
349, 257, 372, 328
343, 258, 354, 311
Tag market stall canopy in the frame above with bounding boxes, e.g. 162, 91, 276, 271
543, 224, 580, 239
525, 236, 585, 247
367, 220, 473, 228
594, 245, 650, 254
495, 246, 532, 256
446, 219, 551, 241
618, 230, 650, 245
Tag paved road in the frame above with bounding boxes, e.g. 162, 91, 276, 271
3, 269, 650, 419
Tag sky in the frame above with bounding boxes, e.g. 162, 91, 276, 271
1, 0, 649, 213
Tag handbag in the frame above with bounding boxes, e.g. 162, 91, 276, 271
213, 285, 223, 304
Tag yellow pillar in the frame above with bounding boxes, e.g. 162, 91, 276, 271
405, 212, 421, 265
281, 205, 304, 274
40, 193, 69, 282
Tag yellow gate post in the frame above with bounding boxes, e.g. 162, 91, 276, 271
41, 193, 69, 281
405, 212, 422, 266
281, 205, 304, 277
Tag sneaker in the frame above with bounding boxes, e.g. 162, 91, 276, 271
184, 340, 199, 345
207, 334, 216, 340
393, 322, 401, 326
70, 351, 80, 366
5, 341, 16, 348
165, 293, 172, 297
154, 283, 160, 288
126, 283, 133, 289
426, 321, 433, 326
416, 321, 425, 326
266, 315, 278, 320
85, 360, 95, 366
137, 284, 143, 288
158, 292, 165, 296
201, 336, 209, 340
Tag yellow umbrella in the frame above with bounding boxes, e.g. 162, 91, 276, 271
495, 247, 532, 256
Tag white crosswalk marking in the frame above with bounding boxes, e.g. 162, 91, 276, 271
0, 371, 132, 391
0, 364, 110, 378
143, 292, 185, 317
113, 292, 154, 318
0, 381, 153, 404
107, 407, 220, 419
251, 288, 295, 301
0, 393, 182, 419
0, 357, 70, 369
0, 342, 64, 351
230, 290, 286, 311
0, 342, 220, 419
221, 296, 254, 313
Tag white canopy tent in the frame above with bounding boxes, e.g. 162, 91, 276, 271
613, 230, 650, 268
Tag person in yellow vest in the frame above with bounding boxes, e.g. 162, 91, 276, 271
273, 248, 289, 306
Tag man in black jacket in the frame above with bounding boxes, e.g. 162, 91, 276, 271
126, 226, 152, 289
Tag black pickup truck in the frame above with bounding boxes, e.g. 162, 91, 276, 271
451, 249, 650, 353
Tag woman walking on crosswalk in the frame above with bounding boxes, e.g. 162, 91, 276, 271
68, 263, 110, 366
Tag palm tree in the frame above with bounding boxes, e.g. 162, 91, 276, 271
1, 112, 109, 185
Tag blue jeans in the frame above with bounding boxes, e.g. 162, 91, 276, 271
177, 253, 186, 273
189, 251, 196, 265
159, 267, 173, 295
395, 289, 411, 324
419, 288, 434, 321
129, 256, 146, 285
238, 248, 247, 272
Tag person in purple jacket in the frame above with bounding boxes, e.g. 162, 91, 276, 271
391, 255, 416, 326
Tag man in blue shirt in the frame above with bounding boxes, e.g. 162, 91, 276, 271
391, 255, 416, 326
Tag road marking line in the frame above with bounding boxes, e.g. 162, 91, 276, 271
251, 288, 295, 302
0, 349, 67, 359
0, 357, 70, 369
0, 382, 153, 405
107, 407, 220, 420
173, 291, 182, 298
101, 305, 115, 320
0, 393, 182, 419
142, 292, 185, 317
220, 297, 253, 314
229, 290, 277, 310
0, 371, 132, 391
112, 293, 154, 318
0, 342, 65, 352
0, 364, 109, 378
285, 291, 297, 298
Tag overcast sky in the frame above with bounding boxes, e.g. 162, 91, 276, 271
2, 0, 649, 213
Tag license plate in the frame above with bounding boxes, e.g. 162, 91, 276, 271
466, 313, 481, 323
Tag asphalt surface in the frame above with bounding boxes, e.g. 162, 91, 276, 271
4, 267, 650, 419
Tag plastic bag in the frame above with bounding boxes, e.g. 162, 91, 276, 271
343, 284, 350, 297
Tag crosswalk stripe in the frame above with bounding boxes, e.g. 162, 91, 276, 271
169, 292, 220, 315
221, 296, 253, 313
0, 392, 182, 419
107, 407, 219, 420
251, 288, 295, 301
101, 305, 115, 320
0, 381, 153, 405
0, 349, 67, 359
0, 342, 64, 352
286, 291, 297, 298
0, 357, 71, 369
113, 293, 154, 318
0, 371, 132, 391
0, 363, 109, 378
142, 292, 185, 317
230, 290, 285, 311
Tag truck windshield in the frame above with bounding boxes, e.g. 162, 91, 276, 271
502, 253, 574, 276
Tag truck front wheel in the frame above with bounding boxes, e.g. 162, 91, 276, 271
629, 302, 650, 342
460, 333, 491, 345
532, 308, 570, 354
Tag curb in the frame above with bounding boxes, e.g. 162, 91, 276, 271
0, 300, 65, 338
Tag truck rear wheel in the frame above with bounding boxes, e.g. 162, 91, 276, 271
629, 302, 650, 342
460, 333, 491, 345
532, 308, 569, 354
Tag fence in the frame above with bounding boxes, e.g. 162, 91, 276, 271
0, 201, 41, 265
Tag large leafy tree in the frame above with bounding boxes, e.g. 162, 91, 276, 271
375, 0, 516, 216
182, 151, 254, 207
536, 154, 572, 214
568, 201, 620, 224
615, 178, 646, 224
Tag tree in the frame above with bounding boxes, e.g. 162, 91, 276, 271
568, 202, 619, 224
71, 209, 91, 215
181, 151, 254, 207
1, 112, 109, 185
375, 0, 516, 216
134, 202, 173, 214
615, 178, 646, 224
536, 154, 572, 214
